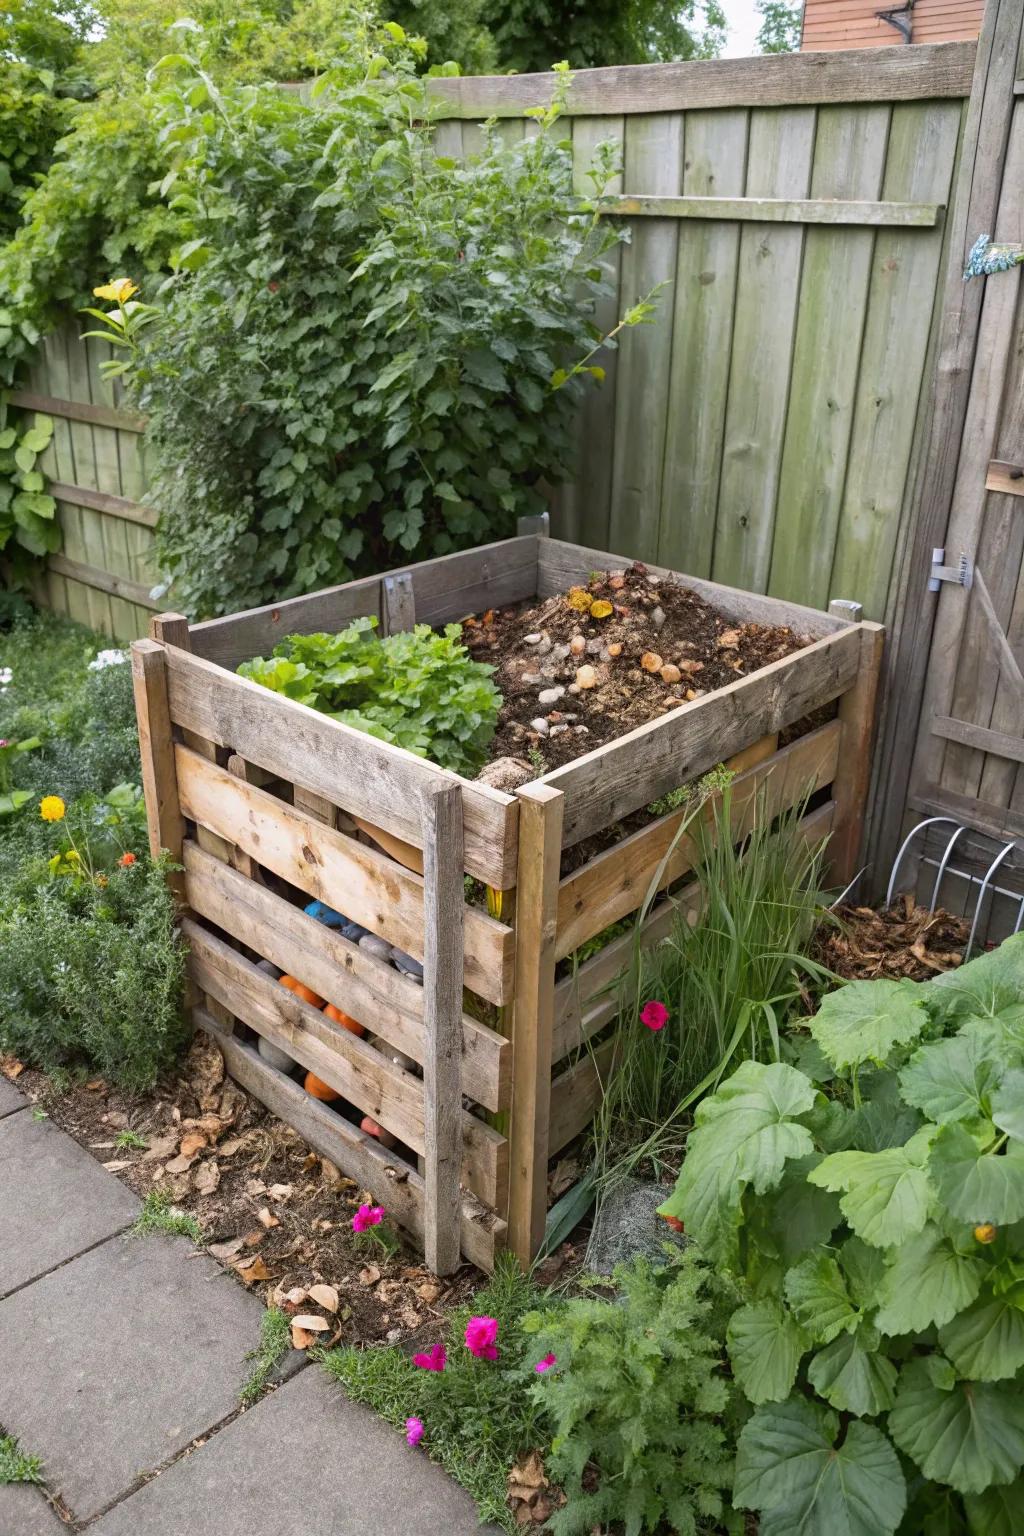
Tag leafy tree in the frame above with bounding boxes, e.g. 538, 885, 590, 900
479, 0, 726, 73
386, 0, 497, 73
755, 0, 801, 53
0, 0, 97, 81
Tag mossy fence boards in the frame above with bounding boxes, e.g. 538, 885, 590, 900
133, 530, 883, 1271
12, 325, 159, 643
431, 42, 973, 627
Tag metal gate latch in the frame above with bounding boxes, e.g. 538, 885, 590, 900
929, 548, 973, 592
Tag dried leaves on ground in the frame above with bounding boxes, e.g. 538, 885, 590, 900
817, 896, 970, 982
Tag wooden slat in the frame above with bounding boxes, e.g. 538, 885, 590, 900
175, 746, 514, 1006
131, 640, 185, 902
420, 783, 465, 1276
606, 195, 941, 226
551, 800, 837, 1064
48, 481, 158, 528
932, 714, 1024, 764
548, 1038, 618, 1157
828, 99, 963, 618
182, 843, 507, 1111
608, 113, 684, 562
829, 620, 886, 882
507, 784, 564, 1265
199, 1015, 503, 1271
47, 552, 160, 610
187, 536, 539, 672
536, 536, 849, 637
426, 42, 976, 117
184, 922, 506, 1209
555, 720, 841, 959
768, 103, 892, 610
163, 645, 518, 888
657, 107, 747, 577
543, 627, 861, 847
7, 389, 146, 433
712, 105, 816, 593
985, 459, 1024, 496
382, 572, 416, 634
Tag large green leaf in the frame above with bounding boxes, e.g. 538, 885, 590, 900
889, 1357, 1024, 1494
756, 1154, 842, 1266
993, 1070, 1024, 1142
924, 934, 1024, 1029
899, 1032, 1003, 1129
875, 1224, 986, 1334
929, 1124, 1024, 1225
784, 1253, 860, 1344
734, 1397, 906, 1536
807, 1322, 898, 1417
727, 1299, 807, 1404
658, 1061, 817, 1264
809, 978, 927, 1070
938, 1288, 1024, 1381
808, 1127, 935, 1248
963, 1478, 1024, 1536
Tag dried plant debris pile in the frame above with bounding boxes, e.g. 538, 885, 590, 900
816, 897, 970, 982
464, 563, 811, 771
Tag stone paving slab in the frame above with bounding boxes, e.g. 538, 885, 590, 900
0, 1484, 67, 1535
0, 1115, 139, 1296
0, 1233, 272, 1523
90, 1366, 497, 1536
0, 1074, 27, 1118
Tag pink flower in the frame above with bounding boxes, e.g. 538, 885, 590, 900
640, 1000, 669, 1032
464, 1315, 499, 1360
413, 1343, 447, 1372
534, 1353, 557, 1374
351, 1203, 385, 1233
405, 1416, 424, 1448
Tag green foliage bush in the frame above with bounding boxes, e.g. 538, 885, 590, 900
0, 851, 188, 1091
117, 38, 625, 616
0, 61, 69, 242
523, 1251, 741, 1536
478, 0, 726, 72
659, 934, 1024, 1535
238, 617, 500, 775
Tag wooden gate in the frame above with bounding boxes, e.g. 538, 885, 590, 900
870, 0, 1024, 897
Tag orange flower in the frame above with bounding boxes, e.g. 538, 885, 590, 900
118, 851, 137, 867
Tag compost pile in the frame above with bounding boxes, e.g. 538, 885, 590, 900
464, 563, 812, 772
816, 896, 970, 981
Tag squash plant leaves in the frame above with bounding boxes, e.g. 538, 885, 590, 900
874, 1224, 986, 1334
899, 1031, 1004, 1131
929, 1125, 1024, 1226
726, 1299, 807, 1405
783, 1252, 861, 1344
889, 1358, 1024, 1495
809, 977, 927, 1070
807, 1321, 898, 1417
734, 1397, 907, 1536
807, 1127, 936, 1248
937, 1287, 1024, 1382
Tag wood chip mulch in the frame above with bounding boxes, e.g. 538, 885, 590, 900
816, 895, 970, 982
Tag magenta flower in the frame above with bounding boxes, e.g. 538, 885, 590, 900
534, 1353, 557, 1374
351, 1203, 385, 1233
464, 1315, 499, 1360
412, 1343, 447, 1372
640, 1000, 669, 1031
405, 1416, 424, 1448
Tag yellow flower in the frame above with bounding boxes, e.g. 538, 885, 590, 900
93, 278, 138, 304
40, 795, 66, 822
95, 874, 109, 888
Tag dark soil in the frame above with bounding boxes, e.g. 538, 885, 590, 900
464, 562, 812, 773
7, 1036, 475, 1348
816, 895, 970, 982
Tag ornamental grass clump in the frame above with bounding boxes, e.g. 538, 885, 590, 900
659, 932, 1024, 1535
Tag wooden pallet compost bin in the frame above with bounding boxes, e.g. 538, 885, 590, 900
131, 527, 884, 1273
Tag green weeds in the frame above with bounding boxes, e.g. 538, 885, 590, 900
240, 1309, 292, 1406
129, 1189, 203, 1244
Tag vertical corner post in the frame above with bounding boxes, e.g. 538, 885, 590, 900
507, 782, 564, 1266
131, 638, 185, 903
420, 780, 465, 1277
517, 511, 550, 539
829, 614, 886, 888
382, 572, 416, 636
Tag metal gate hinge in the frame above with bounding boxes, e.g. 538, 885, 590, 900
929, 548, 973, 592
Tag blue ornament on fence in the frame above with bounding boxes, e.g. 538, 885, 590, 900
964, 233, 1024, 280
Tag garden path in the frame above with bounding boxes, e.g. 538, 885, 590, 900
0, 1081, 495, 1535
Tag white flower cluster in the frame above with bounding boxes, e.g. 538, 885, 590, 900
0, 666, 11, 694
88, 649, 128, 672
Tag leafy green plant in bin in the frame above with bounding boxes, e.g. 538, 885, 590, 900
239, 617, 500, 777
658, 933, 1024, 1536
0, 411, 58, 580
0, 735, 41, 815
